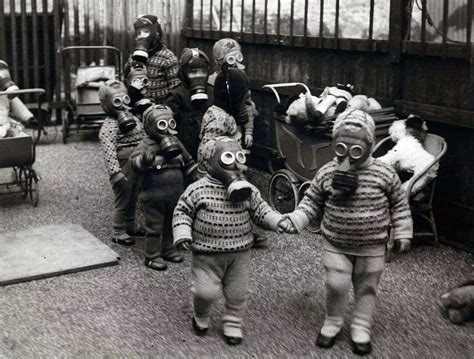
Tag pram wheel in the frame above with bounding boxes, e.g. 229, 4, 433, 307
268, 169, 299, 214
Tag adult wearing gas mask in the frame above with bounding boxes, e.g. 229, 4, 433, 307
130, 104, 197, 271
124, 14, 179, 105
283, 110, 412, 355
98, 80, 146, 246
165, 47, 213, 159
172, 136, 288, 345
208, 38, 256, 150
124, 61, 153, 119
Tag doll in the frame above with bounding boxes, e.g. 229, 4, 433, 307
0, 60, 35, 138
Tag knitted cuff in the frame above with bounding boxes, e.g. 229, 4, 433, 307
261, 211, 284, 231
287, 210, 310, 233
173, 225, 193, 246
110, 171, 125, 186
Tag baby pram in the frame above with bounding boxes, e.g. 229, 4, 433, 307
264, 83, 397, 224
61, 46, 122, 143
0, 88, 46, 206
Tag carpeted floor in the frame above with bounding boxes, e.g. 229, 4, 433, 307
0, 130, 472, 358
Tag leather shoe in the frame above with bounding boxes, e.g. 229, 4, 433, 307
162, 251, 184, 263
144, 258, 167, 271
126, 226, 147, 237
351, 340, 372, 356
192, 317, 208, 336
112, 234, 136, 246
224, 335, 243, 346
316, 332, 338, 349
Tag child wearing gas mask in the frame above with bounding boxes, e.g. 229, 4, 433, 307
197, 67, 249, 176
98, 80, 146, 246
208, 38, 257, 150
130, 104, 197, 271
124, 61, 153, 119
0, 60, 35, 138
125, 14, 179, 105
172, 136, 290, 345
282, 110, 413, 355
165, 47, 213, 159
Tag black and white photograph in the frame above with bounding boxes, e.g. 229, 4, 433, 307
0, 0, 472, 357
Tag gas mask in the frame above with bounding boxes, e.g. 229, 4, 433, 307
188, 67, 208, 102
331, 111, 375, 196
132, 15, 162, 62
143, 105, 182, 159
0, 61, 20, 97
207, 137, 252, 202
99, 80, 136, 133
178, 48, 210, 103
213, 68, 249, 126
126, 62, 150, 114
212, 38, 245, 70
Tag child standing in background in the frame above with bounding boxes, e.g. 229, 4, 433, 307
284, 110, 413, 356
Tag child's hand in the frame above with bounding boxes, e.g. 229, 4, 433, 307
175, 239, 192, 251
277, 218, 297, 234
395, 238, 411, 253
141, 149, 156, 167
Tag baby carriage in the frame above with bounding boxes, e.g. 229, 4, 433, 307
61, 46, 122, 143
0, 88, 46, 207
264, 83, 397, 225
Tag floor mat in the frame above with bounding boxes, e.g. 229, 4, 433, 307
0, 223, 120, 286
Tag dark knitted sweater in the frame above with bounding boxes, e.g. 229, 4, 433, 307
288, 158, 413, 248
172, 175, 283, 253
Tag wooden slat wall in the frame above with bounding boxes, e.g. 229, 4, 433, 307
0, 0, 186, 103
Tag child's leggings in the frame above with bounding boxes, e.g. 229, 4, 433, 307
191, 250, 251, 338
321, 250, 385, 342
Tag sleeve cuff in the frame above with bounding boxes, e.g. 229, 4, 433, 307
287, 210, 310, 233
173, 225, 193, 245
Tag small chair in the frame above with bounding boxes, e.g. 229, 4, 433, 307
374, 133, 448, 261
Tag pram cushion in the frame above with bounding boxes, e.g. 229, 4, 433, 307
76, 66, 115, 87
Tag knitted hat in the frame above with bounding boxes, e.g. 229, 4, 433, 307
332, 109, 376, 144
212, 38, 244, 69
213, 67, 249, 108
133, 14, 163, 39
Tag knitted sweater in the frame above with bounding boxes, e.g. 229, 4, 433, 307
288, 158, 413, 249
144, 45, 180, 104
172, 175, 283, 253
98, 116, 145, 179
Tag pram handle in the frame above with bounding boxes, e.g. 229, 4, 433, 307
61, 46, 122, 79
0, 88, 46, 96
263, 83, 311, 104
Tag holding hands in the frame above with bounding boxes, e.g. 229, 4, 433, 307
175, 239, 192, 251
276, 217, 297, 234
395, 238, 411, 253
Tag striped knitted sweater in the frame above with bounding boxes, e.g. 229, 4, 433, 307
144, 45, 180, 104
98, 116, 145, 178
288, 158, 413, 248
172, 175, 283, 253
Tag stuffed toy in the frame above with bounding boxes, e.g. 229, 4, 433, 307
441, 280, 474, 324
280, 84, 353, 128
0, 60, 35, 138
378, 114, 437, 195
346, 94, 382, 112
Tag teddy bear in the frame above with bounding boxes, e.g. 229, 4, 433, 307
377, 114, 437, 195
441, 280, 474, 324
